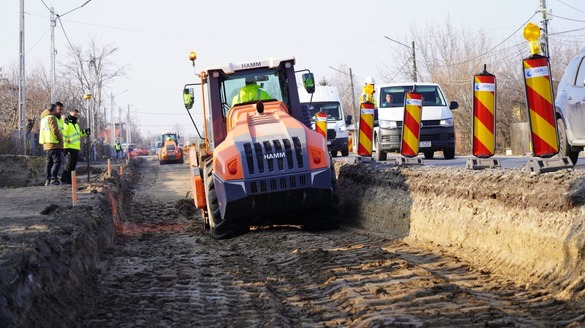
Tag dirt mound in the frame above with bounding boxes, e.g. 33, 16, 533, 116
0, 155, 45, 187
335, 161, 585, 301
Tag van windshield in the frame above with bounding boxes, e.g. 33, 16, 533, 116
380, 85, 446, 107
306, 102, 343, 121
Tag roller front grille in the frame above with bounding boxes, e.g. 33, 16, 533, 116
243, 137, 304, 176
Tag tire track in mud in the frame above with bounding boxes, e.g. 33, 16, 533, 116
81, 159, 585, 327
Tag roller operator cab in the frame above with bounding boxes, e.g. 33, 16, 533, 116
298, 86, 349, 157
373, 82, 458, 160
183, 56, 339, 239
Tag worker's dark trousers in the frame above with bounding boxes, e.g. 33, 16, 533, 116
61, 148, 79, 184
45, 148, 62, 181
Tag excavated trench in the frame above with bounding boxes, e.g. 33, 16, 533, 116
2, 155, 585, 327
336, 161, 585, 301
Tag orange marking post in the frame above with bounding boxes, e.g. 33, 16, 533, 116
400, 92, 422, 157
523, 56, 558, 158
358, 102, 374, 156
71, 171, 78, 206
315, 111, 327, 140
473, 72, 496, 158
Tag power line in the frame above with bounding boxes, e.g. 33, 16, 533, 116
556, 0, 585, 15
550, 13, 585, 22
412, 12, 537, 72
389, 60, 411, 82
549, 27, 585, 35
0, 29, 18, 47
26, 11, 384, 46
39, 0, 51, 11
57, 16, 82, 59
26, 28, 49, 54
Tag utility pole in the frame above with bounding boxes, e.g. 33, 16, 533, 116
49, 8, 56, 103
43, 0, 93, 103
348, 68, 357, 121
18, 0, 26, 155
119, 106, 122, 144
412, 41, 418, 82
539, 0, 550, 57
384, 36, 418, 82
126, 105, 131, 146
329, 66, 358, 122
110, 93, 115, 156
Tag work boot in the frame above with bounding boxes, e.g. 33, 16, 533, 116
44, 179, 51, 186
50, 179, 61, 186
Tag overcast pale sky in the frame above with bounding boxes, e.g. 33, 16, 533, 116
1, 0, 584, 139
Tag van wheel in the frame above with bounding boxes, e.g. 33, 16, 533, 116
341, 147, 349, 157
557, 118, 579, 165
423, 151, 434, 159
443, 148, 455, 160
376, 149, 387, 161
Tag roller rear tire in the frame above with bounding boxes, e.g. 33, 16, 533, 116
303, 158, 340, 231
204, 159, 234, 239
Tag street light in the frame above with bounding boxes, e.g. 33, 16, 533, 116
83, 93, 92, 181
329, 66, 357, 123
384, 36, 418, 82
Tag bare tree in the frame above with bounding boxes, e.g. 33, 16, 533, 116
329, 64, 359, 121
379, 18, 580, 154
0, 63, 52, 155
60, 37, 125, 143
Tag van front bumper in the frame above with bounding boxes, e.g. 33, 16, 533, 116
377, 126, 455, 153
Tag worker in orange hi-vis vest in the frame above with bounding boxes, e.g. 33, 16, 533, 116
358, 77, 376, 157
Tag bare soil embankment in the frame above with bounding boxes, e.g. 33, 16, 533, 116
0, 157, 131, 328
336, 160, 585, 300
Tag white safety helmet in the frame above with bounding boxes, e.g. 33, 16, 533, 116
364, 76, 376, 85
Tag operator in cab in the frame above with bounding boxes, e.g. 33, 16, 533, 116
231, 76, 271, 106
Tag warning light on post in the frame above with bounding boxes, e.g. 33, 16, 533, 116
523, 22, 541, 56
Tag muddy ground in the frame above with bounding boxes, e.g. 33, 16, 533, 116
1, 155, 585, 327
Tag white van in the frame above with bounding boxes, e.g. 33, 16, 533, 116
374, 82, 458, 160
298, 86, 349, 157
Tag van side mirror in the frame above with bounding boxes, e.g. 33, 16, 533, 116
449, 101, 459, 110
302, 73, 315, 94
183, 88, 195, 110
345, 114, 353, 125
